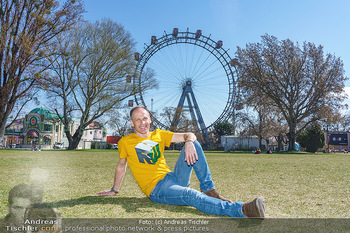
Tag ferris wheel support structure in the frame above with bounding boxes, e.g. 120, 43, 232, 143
172, 80, 210, 144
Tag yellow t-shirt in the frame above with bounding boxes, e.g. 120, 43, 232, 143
118, 129, 174, 196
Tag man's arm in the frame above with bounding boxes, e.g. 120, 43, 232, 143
171, 132, 197, 143
97, 158, 127, 196
171, 132, 198, 165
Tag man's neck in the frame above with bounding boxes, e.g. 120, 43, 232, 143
135, 132, 150, 138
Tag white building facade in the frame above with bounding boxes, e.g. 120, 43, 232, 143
221, 135, 268, 151
4, 108, 106, 149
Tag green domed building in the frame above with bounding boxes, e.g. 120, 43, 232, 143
4, 107, 106, 149
23, 108, 64, 148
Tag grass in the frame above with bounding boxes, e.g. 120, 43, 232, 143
0, 149, 349, 219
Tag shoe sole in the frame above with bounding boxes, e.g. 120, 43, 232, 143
255, 197, 265, 218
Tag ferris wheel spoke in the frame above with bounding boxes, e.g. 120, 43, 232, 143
158, 45, 186, 80
192, 58, 222, 83
194, 69, 226, 86
188, 46, 207, 79
147, 56, 184, 83
187, 44, 199, 78
153, 47, 186, 78
190, 52, 213, 80
176, 43, 187, 77
143, 84, 179, 103
197, 83, 228, 92
148, 93, 180, 120
195, 90, 228, 107
154, 74, 182, 87
194, 87, 228, 105
169, 44, 188, 79
193, 88, 228, 124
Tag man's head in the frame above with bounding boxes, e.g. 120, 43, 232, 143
7, 184, 34, 224
130, 106, 152, 138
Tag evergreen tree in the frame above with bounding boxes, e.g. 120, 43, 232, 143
213, 121, 232, 144
298, 124, 325, 152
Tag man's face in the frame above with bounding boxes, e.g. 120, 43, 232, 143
130, 108, 152, 138
8, 197, 31, 224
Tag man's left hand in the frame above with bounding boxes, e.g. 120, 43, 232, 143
184, 141, 198, 165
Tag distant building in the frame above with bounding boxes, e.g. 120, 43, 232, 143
324, 132, 349, 152
221, 135, 268, 151
5, 119, 24, 147
83, 121, 106, 141
24, 108, 64, 146
107, 136, 121, 144
4, 107, 106, 149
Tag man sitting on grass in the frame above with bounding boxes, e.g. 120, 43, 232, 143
98, 106, 265, 218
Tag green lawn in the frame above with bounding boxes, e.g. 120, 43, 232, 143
0, 149, 349, 219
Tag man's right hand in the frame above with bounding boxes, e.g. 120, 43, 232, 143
96, 190, 117, 196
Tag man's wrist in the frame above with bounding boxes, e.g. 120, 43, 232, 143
185, 139, 195, 143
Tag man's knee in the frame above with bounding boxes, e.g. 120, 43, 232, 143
193, 140, 203, 150
183, 187, 203, 199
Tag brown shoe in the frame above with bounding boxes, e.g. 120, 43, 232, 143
202, 189, 233, 203
242, 197, 265, 218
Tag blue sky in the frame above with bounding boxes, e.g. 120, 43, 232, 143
79, 0, 350, 132
81, 0, 350, 130
83, 0, 350, 87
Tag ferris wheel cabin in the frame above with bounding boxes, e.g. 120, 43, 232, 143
215, 40, 223, 49
195, 30, 202, 39
134, 52, 140, 61
172, 28, 178, 37
151, 36, 157, 44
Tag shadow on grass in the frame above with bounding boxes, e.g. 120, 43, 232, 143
43, 196, 208, 216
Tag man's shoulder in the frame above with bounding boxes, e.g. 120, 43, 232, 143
152, 129, 174, 140
118, 133, 136, 144
153, 128, 172, 134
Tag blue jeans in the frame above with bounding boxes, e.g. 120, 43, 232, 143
149, 141, 245, 218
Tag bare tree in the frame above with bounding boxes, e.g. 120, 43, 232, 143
6, 91, 39, 124
317, 105, 347, 132
106, 107, 133, 137
0, 0, 84, 141
160, 107, 197, 133
236, 34, 347, 150
43, 19, 157, 150
240, 99, 275, 150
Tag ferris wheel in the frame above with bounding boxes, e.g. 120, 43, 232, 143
132, 28, 238, 144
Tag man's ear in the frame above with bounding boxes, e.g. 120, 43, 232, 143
130, 120, 134, 127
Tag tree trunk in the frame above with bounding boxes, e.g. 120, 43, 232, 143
67, 125, 86, 150
0, 98, 15, 145
276, 134, 284, 152
259, 136, 263, 150
67, 137, 81, 150
288, 120, 297, 151
0, 123, 6, 146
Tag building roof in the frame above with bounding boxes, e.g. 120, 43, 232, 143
15, 118, 23, 124
89, 121, 101, 128
87, 121, 105, 129
29, 108, 59, 120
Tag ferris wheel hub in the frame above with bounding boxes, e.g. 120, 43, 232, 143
182, 79, 193, 89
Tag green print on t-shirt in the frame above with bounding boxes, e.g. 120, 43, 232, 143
149, 144, 161, 164
135, 140, 161, 165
